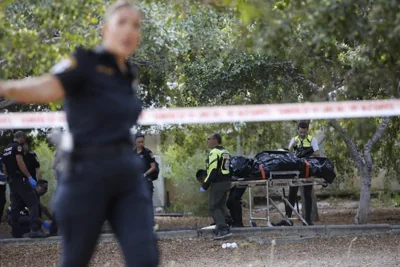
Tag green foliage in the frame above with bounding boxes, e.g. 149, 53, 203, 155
33, 140, 56, 208
162, 147, 209, 215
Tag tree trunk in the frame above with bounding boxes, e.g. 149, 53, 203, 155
311, 188, 319, 222
355, 165, 372, 224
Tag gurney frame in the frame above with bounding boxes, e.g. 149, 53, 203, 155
233, 171, 327, 227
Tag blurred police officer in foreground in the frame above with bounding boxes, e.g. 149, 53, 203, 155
23, 142, 42, 181
200, 133, 232, 239
0, 156, 6, 224
0, 1, 158, 266
2, 131, 47, 238
287, 121, 320, 226
134, 133, 156, 196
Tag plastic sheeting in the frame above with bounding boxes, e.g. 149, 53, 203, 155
231, 150, 336, 184
231, 156, 254, 178
252, 150, 305, 179
306, 157, 336, 184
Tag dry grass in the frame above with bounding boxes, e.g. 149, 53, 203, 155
1, 234, 400, 266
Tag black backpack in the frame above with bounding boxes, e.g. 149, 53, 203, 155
148, 160, 160, 181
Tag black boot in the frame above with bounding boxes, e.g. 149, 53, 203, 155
214, 227, 232, 240
29, 229, 50, 238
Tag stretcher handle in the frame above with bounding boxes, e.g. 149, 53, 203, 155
304, 160, 310, 179
258, 164, 266, 180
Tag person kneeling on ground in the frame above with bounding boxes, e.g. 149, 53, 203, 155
7, 180, 57, 237
34, 179, 57, 235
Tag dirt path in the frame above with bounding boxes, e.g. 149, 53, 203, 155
1, 206, 400, 237
1, 234, 399, 267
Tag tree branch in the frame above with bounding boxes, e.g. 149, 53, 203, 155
284, 61, 325, 93
293, 66, 364, 168
330, 119, 363, 168
363, 116, 391, 170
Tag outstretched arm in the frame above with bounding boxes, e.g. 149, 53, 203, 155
0, 74, 64, 104
0, 49, 88, 104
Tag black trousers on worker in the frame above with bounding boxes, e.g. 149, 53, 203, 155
285, 185, 313, 223
8, 174, 41, 237
53, 145, 158, 267
226, 185, 246, 227
0, 184, 6, 223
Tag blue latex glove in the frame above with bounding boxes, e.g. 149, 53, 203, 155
43, 221, 51, 230
28, 177, 37, 189
200, 187, 206, 193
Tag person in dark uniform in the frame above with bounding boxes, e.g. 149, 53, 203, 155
23, 142, 42, 181
226, 186, 246, 227
49, 148, 60, 236
1, 131, 47, 238
286, 121, 320, 226
6, 206, 30, 237
6, 179, 55, 237
0, 156, 6, 224
0, 1, 158, 266
201, 133, 232, 239
134, 133, 156, 195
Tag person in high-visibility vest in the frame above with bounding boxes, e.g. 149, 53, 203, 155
200, 133, 232, 239
289, 121, 320, 158
287, 121, 320, 225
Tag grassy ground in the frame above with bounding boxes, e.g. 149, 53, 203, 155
1, 234, 400, 266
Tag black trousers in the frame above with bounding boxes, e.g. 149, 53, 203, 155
53, 146, 158, 267
0, 184, 6, 223
285, 185, 313, 222
6, 211, 31, 236
8, 174, 41, 236
226, 185, 246, 226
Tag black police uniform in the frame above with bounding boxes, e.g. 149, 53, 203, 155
23, 151, 40, 181
6, 206, 31, 237
2, 141, 41, 237
226, 185, 246, 227
0, 157, 6, 223
134, 147, 156, 194
51, 46, 158, 267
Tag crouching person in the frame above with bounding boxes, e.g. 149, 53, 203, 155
200, 133, 232, 240
35, 179, 58, 235
6, 206, 30, 237
7, 179, 56, 237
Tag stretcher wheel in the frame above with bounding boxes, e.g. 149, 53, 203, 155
249, 221, 257, 227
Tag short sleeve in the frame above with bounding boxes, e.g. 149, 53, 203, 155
15, 145, 23, 156
311, 138, 319, 151
147, 149, 156, 163
288, 137, 295, 149
51, 48, 89, 94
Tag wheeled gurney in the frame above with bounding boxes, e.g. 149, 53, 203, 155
232, 170, 328, 227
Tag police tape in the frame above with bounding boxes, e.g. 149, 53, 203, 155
0, 99, 399, 129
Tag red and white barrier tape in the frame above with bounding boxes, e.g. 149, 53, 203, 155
0, 99, 399, 129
